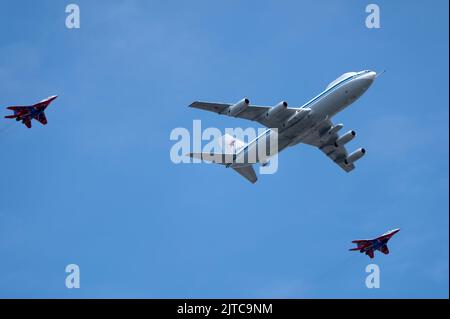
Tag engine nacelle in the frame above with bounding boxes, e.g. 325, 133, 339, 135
227, 98, 250, 116
328, 124, 344, 135
265, 101, 288, 119
320, 123, 344, 142
345, 148, 366, 165
334, 130, 356, 147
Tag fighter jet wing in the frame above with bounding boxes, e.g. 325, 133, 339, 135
189, 101, 298, 128
351, 239, 370, 249
301, 119, 355, 172
352, 239, 370, 244
7, 106, 33, 116
6, 106, 31, 110
366, 250, 374, 259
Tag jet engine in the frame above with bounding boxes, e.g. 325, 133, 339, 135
320, 124, 344, 142
344, 148, 366, 165
227, 98, 250, 116
265, 101, 288, 119
334, 130, 356, 147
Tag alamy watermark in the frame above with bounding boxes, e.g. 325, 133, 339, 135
365, 263, 380, 288
365, 4, 381, 29
169, 120, 279, 175
65, 264, 80, 289
65, 4, 80, 29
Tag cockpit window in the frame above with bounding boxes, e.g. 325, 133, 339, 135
326, 72, 357, 90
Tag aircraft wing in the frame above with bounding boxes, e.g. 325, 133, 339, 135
301, 119, 355, 172
377, 232, 397, 242
7, 106, 30, 110
33, 101, 51, 110
189, 101, 298, 128
7, 106, 33, 115
352, 240, 369, 244
351, 239, 370, 249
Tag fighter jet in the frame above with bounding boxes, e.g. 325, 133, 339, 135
188, 70, 378, 183
4, 95, 57, 128
349, 228, 400, 259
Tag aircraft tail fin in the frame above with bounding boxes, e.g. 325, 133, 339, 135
222, 133, 246, 153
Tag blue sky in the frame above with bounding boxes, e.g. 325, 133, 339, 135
0, 0, 448, 298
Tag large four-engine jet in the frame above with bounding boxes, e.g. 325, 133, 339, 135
188, 70, 378, 183
349, 228, 400, 259
4, 95, 57, 128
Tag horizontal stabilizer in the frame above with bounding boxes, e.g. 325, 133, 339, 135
232, 165, 257, 184
187, 153, 258, 183
187, 152, 234, 165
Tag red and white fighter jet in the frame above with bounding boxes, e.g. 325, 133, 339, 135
349, 228, 400, 259
4, 95, 57, 128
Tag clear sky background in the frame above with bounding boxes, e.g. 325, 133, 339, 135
0, 0, 448, 298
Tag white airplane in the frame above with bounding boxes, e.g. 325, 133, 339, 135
188, 70, 379, 183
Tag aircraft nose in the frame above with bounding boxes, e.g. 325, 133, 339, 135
365, 71, 377, 81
